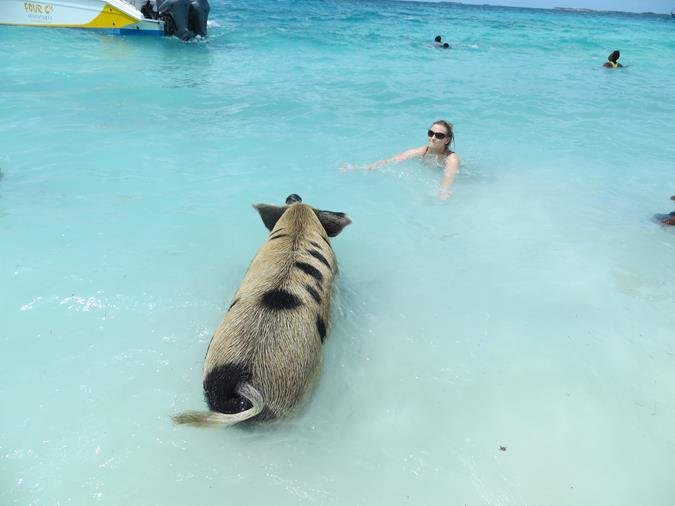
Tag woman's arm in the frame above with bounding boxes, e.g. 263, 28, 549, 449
365, 146, 427, 170
438, 153, 460, 199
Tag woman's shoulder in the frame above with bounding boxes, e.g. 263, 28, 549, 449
391, 146, 428, 163
400, 146, 428, 156
409, 146, 429, 156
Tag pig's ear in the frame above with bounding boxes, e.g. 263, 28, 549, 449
253, 204, 287, 231
314, 210, 352, 237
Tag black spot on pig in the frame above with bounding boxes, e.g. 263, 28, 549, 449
295, 261, 323, 282
307, 249, 331, 270
204, 363, 252, 414
261, 289, 302, 310
316, 316, 326, 343
305, 285, 321, 304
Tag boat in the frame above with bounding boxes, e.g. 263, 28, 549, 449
0, 0, 209, 40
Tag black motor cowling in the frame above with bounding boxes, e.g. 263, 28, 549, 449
156, 0, 210, 40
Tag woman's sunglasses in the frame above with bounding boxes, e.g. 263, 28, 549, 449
427, 130, 447, 140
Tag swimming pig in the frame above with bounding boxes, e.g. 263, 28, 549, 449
173, 194, 351, 427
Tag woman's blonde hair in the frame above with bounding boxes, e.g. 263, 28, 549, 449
431, 120, 454, 150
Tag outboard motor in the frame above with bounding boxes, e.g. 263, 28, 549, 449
153, 0, 210, 40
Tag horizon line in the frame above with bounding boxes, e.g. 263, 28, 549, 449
400, 0, 674, 16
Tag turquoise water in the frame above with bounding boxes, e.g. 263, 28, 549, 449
2, 1, 675, 504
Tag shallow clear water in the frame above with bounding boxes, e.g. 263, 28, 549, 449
2, 1, 675, 504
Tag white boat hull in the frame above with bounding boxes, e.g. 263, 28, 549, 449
0, 0, 163, 35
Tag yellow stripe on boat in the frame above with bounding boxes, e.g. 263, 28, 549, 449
81, 3, 137, 28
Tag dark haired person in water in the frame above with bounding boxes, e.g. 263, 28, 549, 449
656, 196, 675, 225
433, 35, 450, 49
365, 120, 460, 200
603, 50, 623, 68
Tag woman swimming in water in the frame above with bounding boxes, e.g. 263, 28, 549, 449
603, 50, 623, 68
366, 120, 460, 200
656, 195, 675, 225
